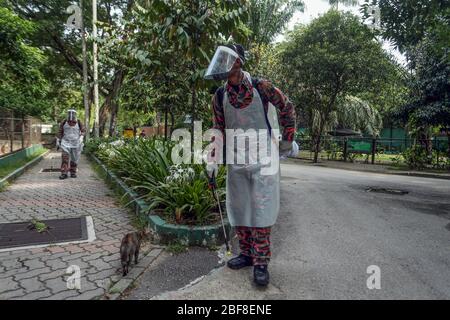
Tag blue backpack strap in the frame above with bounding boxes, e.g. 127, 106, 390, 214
216, 86, 225, 110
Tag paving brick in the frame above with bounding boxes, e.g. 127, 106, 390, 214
66, 288, 105, 300
23, 258, 47, 270
45, 277, 69, 294
88, 259, 113, 271
40, 290, 80, 300
0, 289, 26, 300
61, 252, 89, 262
46, 246, 66, 254
14, 268, 49, 281
1, 258, 24, 270
63, 259, 90, 270
16, 289, 53, 300
80, 252, 104, 262
0, 267, 29, 279
0, 277, 20, 292
44, 259, 68, 271
101, 253, 120, 263
19, 277, 47, 292
39, 269, 65, 281
87, 269, 118, 282
65, 245, 84, 254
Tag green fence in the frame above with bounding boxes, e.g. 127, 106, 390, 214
0, 144, 46, 167
296, 136, 449, 166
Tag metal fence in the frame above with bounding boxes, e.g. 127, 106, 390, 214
296, 136, 449, 166
0, 116, 42, 157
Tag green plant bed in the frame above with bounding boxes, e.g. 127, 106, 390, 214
0, 146, 48, 190
148, 214, 230, 247
0, 146, 47, 178
88, 153, 230, 247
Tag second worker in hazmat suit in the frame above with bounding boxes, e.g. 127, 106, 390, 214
56, 110, 85, 179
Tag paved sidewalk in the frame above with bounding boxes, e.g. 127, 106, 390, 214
0, 151, 148, 300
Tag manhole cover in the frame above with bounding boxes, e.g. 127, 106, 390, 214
366, 187, 409, 195
41, 168, 60, 173
0, 217, 89, 250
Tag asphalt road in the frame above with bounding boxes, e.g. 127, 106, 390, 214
139, 163, 450, 300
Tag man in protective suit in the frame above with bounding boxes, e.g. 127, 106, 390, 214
205, 44, 298, 287
56, 110, 85, 179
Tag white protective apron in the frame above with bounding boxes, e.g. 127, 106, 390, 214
223, 73, 281, 228
60, 121, 83, 164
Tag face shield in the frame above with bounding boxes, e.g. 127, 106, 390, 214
68, 110, 77, 121
204, 46, 241, 81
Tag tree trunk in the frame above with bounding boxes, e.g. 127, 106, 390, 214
9, 115, 14, 153
313, 129, 321, 163
98, 102, 110, 137
99, 70, 126, 137
169, 110, 175, 136
108, 101, 118, 137
164, 103, 169, 141
21, 114, 25, 149
447, 129, 450, 159
191, 81, 197, 150
313, 116, 326, 163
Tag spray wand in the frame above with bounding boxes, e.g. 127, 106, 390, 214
207, 171, 231, 256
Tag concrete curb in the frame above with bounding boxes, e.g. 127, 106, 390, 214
0, 149, 50, 189
286, 157, 450, 180
88, 154, 230, 246
104, 248, 164, 300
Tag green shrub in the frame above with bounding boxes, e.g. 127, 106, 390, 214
94, 138, 226, 225
402, 145, 430, 170
84, 137, 117, 155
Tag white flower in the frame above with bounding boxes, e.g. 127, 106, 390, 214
110, 139, 125, 147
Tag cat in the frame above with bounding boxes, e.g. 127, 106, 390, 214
120, 229, 149, 276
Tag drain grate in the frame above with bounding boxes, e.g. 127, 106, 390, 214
41, 168, 60, 173
366, 187, 409, 195
0, 217, 88, 250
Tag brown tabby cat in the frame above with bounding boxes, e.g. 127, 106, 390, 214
120, 229, 149, 276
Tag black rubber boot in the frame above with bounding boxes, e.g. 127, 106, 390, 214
253, 265, 270, 287
70, 173, 77, 178
227, 255, 253, 270
59, 173, 68, 180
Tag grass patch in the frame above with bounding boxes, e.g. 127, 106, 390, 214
0, 148, 47, 178
29, 218, 49, 233
0, 181, 9, 192
166, 240, 188, 255
130, 212, 149, 232
208, 244, 220, 252
109, 287, 122, 295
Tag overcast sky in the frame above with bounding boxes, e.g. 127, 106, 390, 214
276, 0, 407, 65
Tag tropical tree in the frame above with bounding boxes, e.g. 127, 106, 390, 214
134, 0, 249, 137
332, 96, 382, 136
243, 0, 304, 71
361, 0, 449, 54
362, 0, 449, 158
0, 5, 49, 117
279, 10, 399, 162
245, 0, 304, 46
8, 0, 137, 136
395, 39, 450, 157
